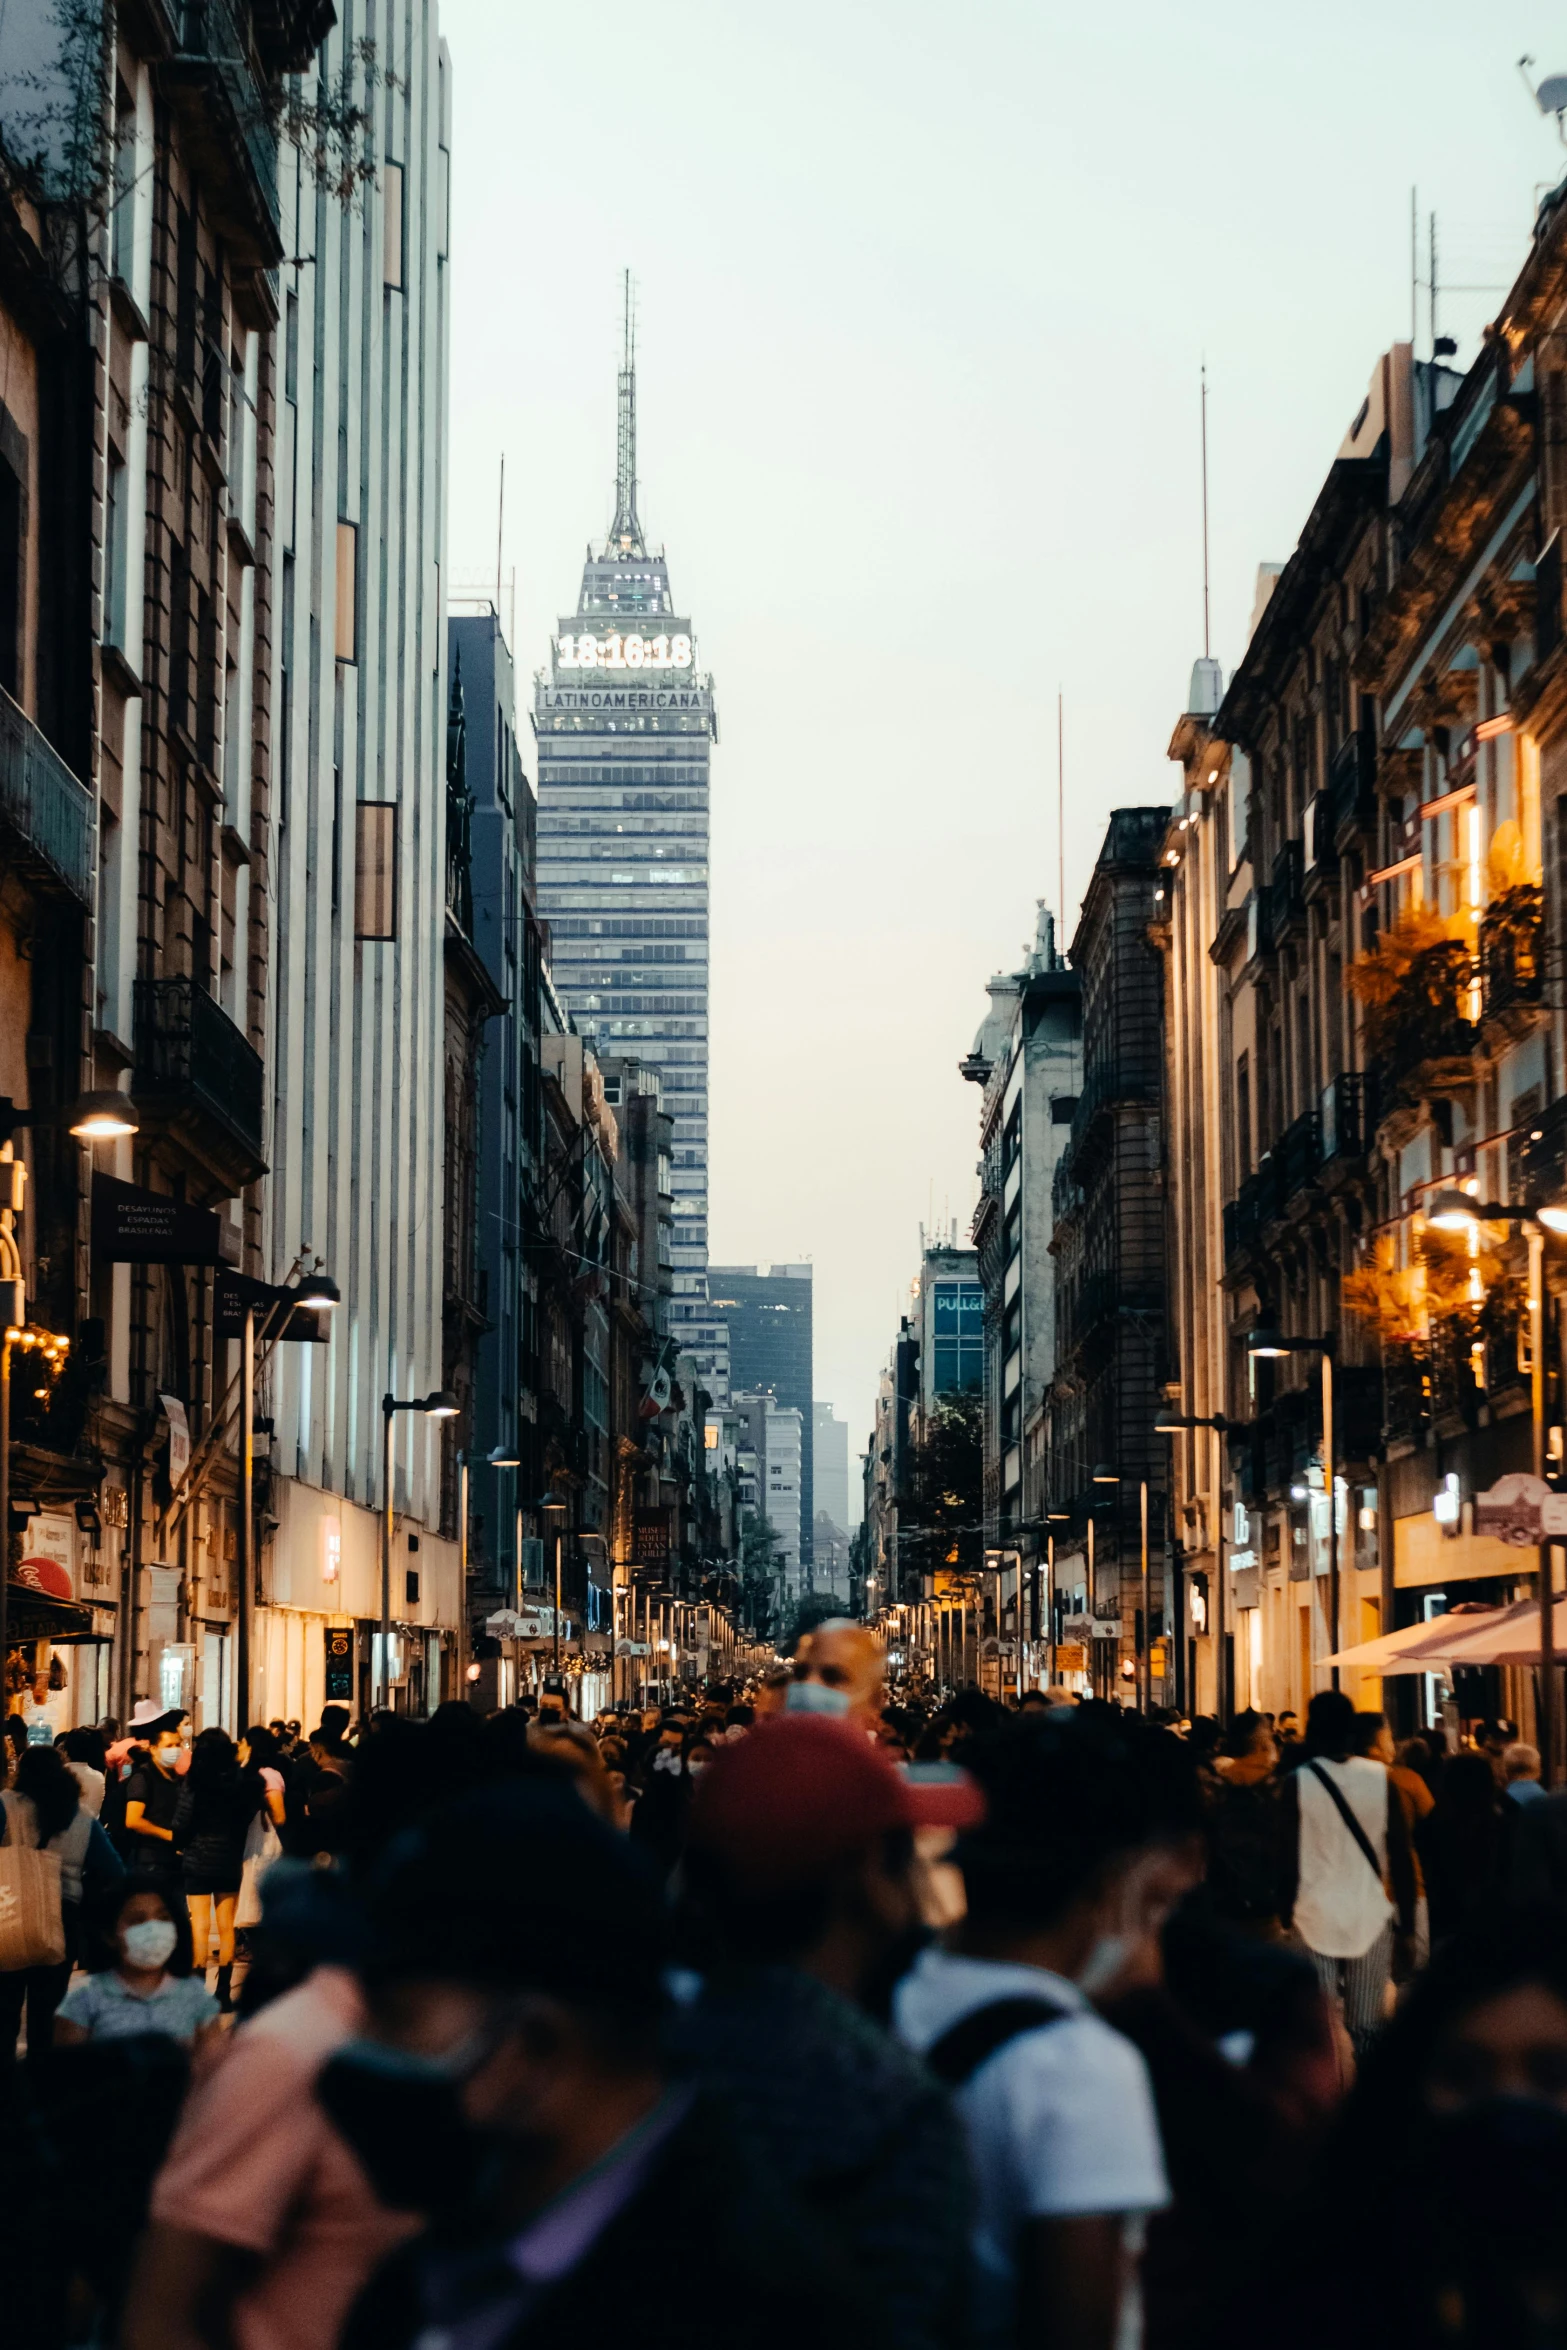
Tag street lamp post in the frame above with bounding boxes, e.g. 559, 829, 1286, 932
1427, 1191, 1567, 1784
237, 1270, 340, 1725
1247, 1329, 1338, 1690
380, 1390, 459, 1711
1155, 1413, 1238, 1720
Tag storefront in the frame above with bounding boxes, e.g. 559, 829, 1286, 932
258, 1478, 460, 1726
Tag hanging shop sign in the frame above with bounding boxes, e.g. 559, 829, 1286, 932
215, 1269, 330, 1343
92, 1174, 223, 1266
323, 1625, 354, 1702
1053, 1644, 1087, 1673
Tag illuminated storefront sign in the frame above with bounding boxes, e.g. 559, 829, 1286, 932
556, 631, 692, 671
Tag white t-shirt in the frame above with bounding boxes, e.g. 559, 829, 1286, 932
1294, 1755, 1392, 1959
896, 1948, 1169, 2350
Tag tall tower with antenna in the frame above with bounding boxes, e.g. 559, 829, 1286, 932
532, 280, 728, 1399
611, 269, 643, 554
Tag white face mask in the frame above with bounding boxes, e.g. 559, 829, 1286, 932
1075, 1933, 1133, 1996
785, 1679, 851, 1718
121, 1918, 178, 1971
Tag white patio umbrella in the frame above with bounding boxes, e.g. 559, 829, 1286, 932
1323, 1606, 1510, 1673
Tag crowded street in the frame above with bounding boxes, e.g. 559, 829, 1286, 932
6, 1646, 1567, 2349
8, 1, 1567, 2344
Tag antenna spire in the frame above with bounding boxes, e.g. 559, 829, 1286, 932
1212, 364, 1221, 662
611, 269, 644, 553
1200, 361, 1211, 662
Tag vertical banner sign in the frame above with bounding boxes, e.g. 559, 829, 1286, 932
323, 1626, 354, 1702
160, 1395, 191, 1483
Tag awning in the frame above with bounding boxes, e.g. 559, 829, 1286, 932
4, 1579, 106, 1644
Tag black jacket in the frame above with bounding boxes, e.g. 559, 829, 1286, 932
341, 2096, 888, 2350
684, 1966, 970, 2350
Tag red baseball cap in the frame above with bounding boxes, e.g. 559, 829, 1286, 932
686, 1714, 985, 1892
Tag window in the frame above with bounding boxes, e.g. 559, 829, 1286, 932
111, 80, 136, 284
284, 289, 299, 403
0, 436, 18, 702
104, 452, 127, 650
382, 162, 404, 289
1236, 1052, 1252, 1178
355, 802, 398, 939
335, 521, 357, 661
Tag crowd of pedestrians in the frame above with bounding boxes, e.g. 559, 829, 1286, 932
3, 1635, 1567, 2350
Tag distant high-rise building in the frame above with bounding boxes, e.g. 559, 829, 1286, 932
813, 1402, 852, 1531
532, 281, 727, 1397
710, 1265, 814, 1565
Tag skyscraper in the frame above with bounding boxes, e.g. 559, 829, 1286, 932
709, 1264, 813, 1569
533, 286, 726, 1394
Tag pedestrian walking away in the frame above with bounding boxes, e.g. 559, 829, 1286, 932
1277, 1691, 1415, 2056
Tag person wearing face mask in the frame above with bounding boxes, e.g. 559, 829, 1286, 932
119, 1705, 191, 1879
789, 1620, 887, 1728
123, 1882, 417, 2350
678, 1715, 981, 2350
326, 1780, 878, 2350
54, 1877, 221, 2047
1276, 1908, 1567, 2350
895, 1709, 1173, 2350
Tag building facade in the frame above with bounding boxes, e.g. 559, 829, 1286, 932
1048, 810, 1169, 1703
448, 608, 541, 1635
532, 309, 727, 1404
964, 903, 1081, 1560
253, 6, 459, 1726
710, 1262, 813, 1569
813, 1399, 851, 1533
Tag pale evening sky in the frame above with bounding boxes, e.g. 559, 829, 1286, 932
440, 0, 1566, 1465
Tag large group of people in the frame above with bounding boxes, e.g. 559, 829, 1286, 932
4, 1624, 1567, 2350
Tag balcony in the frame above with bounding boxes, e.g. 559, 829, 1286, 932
1480, 884, 1545, 1038
1522, 1096, 1567, 1204
1327, 730, 1376, 848
1319, 1071, 1372, 1165
133, 977, 267, 1193
1271, 840, 1306, 937
0, 686, 95, 909
1279, 1110, 1321, 1199
162, 0, 283, 270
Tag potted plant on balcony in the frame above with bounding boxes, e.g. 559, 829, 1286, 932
1347, 903, 1476, 1105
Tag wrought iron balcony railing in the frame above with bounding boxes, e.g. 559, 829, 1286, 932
0, 685, 94, 909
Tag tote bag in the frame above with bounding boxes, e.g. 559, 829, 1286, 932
235, 1807, 282, 1930
0, 1793, 67, 1971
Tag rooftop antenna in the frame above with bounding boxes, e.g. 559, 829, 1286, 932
496, 454, 504, 627
1519, 56, 1567, 146
1409, 186, 1418, 347
1212, 361, 1221, 667
1057, 689, 1065, 945
611, 269, 644, 554
1200, 361, 1211, 661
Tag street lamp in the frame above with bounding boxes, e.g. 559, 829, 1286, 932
1247, 1327, 1338, 1690
1426, 1190, 1564, 1781
1091, 1467, 1156, 1714
380, 1390, 459, 1711
1155, 1412, 1236, 1720
539, 1488, 568, 1683
237, 1272, 341, 1725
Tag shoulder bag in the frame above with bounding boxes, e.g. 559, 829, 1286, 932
0, 1791, 67, 1972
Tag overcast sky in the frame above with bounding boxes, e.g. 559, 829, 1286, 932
440, 0, 1567, 1462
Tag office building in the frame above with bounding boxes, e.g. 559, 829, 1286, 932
448, 609, 543, 1623
813, 1401, 852, 1531
710, 1263, 814, 1564
261, 14, 460, 1722
533, 293, 727, 1398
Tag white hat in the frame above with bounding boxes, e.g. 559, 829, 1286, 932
128, 1697, 183, 1732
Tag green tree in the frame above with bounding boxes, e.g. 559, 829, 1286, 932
910, 1394, 983, 1562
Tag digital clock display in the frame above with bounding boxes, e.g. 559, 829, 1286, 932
556, 631, 692, 671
